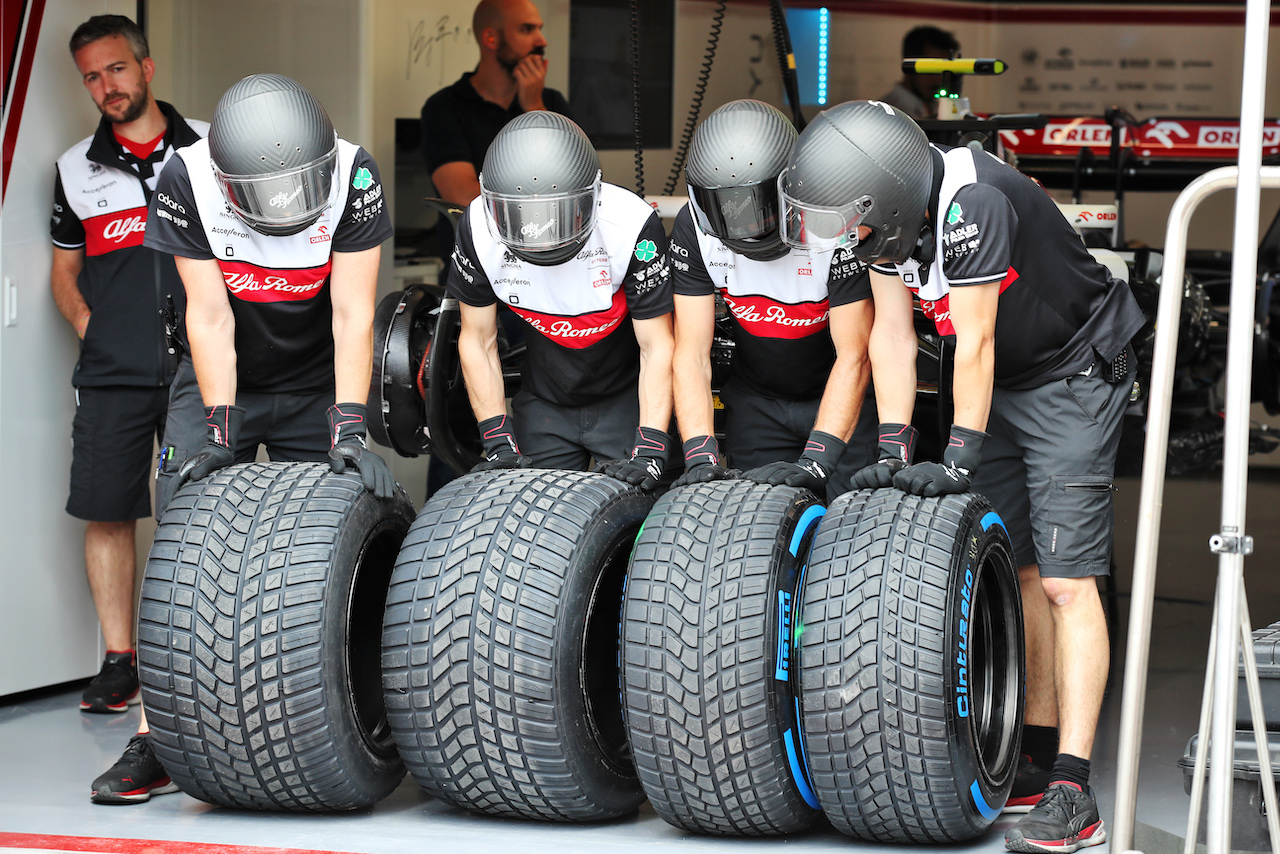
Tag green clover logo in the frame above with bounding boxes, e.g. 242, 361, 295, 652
634, 239, 657, 262
352, 167, 374, 191
946, 201, 964, 226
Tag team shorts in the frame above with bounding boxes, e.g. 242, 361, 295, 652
720, 377, 878, 502
67, 384, 170, 522
971, 359, 1132, 579
154, 356, 333, 519
512, 384, 639, 470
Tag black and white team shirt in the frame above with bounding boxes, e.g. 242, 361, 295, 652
447, 182, 673, 407
669, 205, 871, 401
51, 102, 207, 387
872, 144, 1145, 389
143, 137, 393, 394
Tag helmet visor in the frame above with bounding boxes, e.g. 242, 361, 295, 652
688, 181, 779, 242
481, 171, 601, 252
213, 139, 337, 235
778, 168, 874, 252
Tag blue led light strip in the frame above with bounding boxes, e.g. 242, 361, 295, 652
817, 8, 828, 105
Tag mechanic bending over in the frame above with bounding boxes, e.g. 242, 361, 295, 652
780, 100, 1144, 854
91, 74, 396, 805
447, 111, 676, 490
669, 99, 877, 501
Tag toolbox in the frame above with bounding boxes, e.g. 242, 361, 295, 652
1179, 731, 1280, 851
1236, 622, 1280, 730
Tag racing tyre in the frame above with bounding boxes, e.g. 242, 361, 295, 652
136, 462, 415, 811
622, 480, 825, 835
799, 489, 1023, 842
382, 469, 653, 821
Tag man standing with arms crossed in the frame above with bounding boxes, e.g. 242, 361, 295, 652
51, 14, 206, 715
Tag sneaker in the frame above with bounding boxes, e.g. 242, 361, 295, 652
80, 651, 140, 713
91, 733, 180, 804
1004, 754, 1052, 813
1005, 781, 1107, 854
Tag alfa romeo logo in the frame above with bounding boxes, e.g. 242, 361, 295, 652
352, 167, 374, 191
634, 239, 657, 262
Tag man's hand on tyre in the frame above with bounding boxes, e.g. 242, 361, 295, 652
671, 435, 739, 487
471, 414, 532, 472
893, 425, 987, 497
851, 423, 919, 489
326, 403, 396, 499
176, 404, 244, 489
745, 430, 845, 495
595, 426, 671, 491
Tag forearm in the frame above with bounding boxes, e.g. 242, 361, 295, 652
950, 334, 995, 432
332, 313, 373, 405
187, 312, 237, 406
673, 342, 714, 438
813, 348, 871, 441
458, 327, 506, 421
50, 250, 89, 335
868, 321, 917, 425
637, 345, 674, 430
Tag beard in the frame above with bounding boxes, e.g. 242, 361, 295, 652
496, 40, 545, 75
98, 87, 148, 124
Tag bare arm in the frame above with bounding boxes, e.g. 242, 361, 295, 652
430, 162, 482, 209
672, 294, 716, 438
177, 255, 237, 406
946, 281, 1000, 433
51, 246, 90, 338
457, 300, 507, 422
867, 269, 918, 425
813, 299, 874, 440
329, 246, 380, 405
633, 313, 675, 430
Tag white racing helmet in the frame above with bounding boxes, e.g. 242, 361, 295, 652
479, 112, 601, 265
208, 74, 338, 237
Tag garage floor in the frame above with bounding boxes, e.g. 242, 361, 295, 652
3, 470, 1280, 854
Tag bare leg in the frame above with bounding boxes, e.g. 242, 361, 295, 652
1020, 563, 1058, 728
1042, 575, 1109, 759
85, 520, 137, 651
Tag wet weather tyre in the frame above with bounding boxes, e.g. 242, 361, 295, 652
136, 462, 416, 811
381, 469, 654, 821
622, 480, 826, 835
799, 489, 1023, 842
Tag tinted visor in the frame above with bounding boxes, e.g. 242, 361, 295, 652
481, 171, 601, 252
777, 167, 874, 252
688, 181, 779, 242
213, 140, 337, 236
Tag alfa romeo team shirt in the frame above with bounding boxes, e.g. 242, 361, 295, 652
447, 182, 674, 407
143, 137, 393, 394
669, 204, 871, 401
873, 145, 1145, 389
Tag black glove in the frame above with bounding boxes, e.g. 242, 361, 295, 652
851, 423, 920, 489
745, 430, 845, 494
471, 414, 532, 472
893, 425, 988, 497
177, 404, 244, 488
594, 426, 672, 491
671, 435, 739, 487
327, 403, 396, 500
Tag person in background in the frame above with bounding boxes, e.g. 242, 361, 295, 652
91, 73, 394, 805
51, 14, 206, 719
669, 99, 878, 500
878, 25, 960, 120
780, 100, 1144, 853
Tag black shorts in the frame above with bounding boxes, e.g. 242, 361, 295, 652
511, 385, 638, 470
154, 357, 333, 519
67, 384, 169, 522
720, 378, 878, 502
971, 365, 1131, 578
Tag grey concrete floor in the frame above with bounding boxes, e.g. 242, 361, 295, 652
2, 470, 1279, 853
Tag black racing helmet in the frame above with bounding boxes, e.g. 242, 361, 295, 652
208, 74, 337, 237
479, 112, 601, 266
685, 99, 796, 263
778, 100, 932, 264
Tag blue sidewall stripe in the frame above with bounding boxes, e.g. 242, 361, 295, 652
980, 510, 1007, 535
784, 726, 821, 810
970, 780, 1000, 820
789, 504, 826, 556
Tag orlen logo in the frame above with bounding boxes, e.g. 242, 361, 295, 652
593, 269, 612, 289
310, 224, 332, 244
1073, 210, 1117, 224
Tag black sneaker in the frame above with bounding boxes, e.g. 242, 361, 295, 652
1004, 754, 1052, 813
1005, 781, 1107, 853
80, 651, 140, 713
91, 734, 180, 804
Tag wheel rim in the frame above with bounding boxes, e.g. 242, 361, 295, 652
346, 518, 404, 759
967, 537, 1021, 791
580, 528, 637, 776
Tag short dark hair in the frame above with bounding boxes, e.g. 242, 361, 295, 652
69, 15, 149, 61
902, 25, 958, 59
